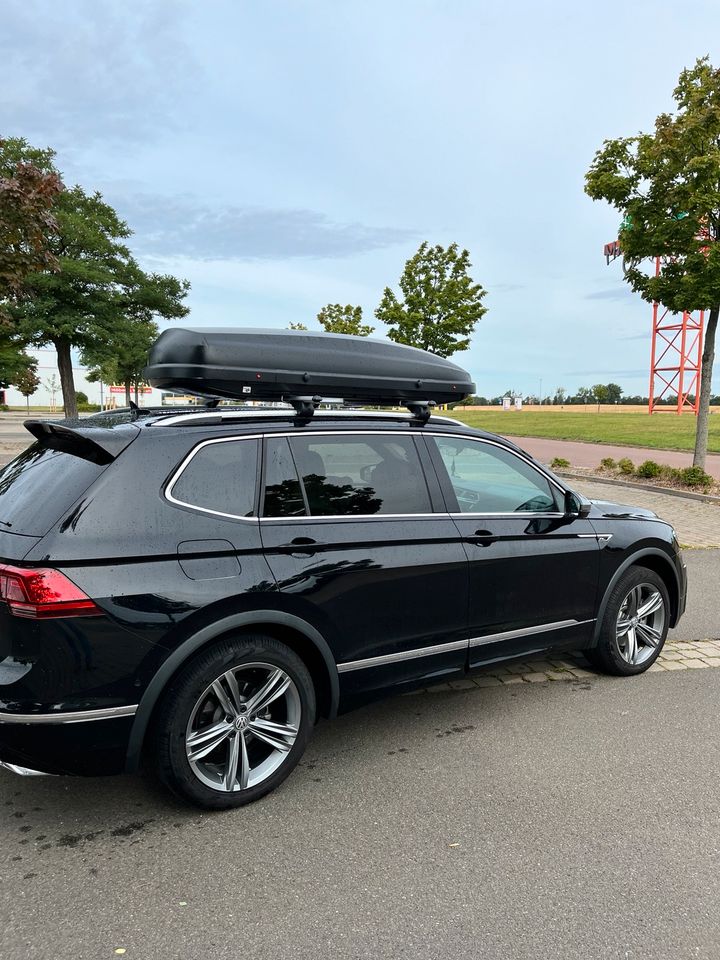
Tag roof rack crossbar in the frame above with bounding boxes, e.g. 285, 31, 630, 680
405, 400, 436, 424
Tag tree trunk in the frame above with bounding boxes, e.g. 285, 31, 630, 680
25, 395, 29, 414
124, 380, 131, 407
693, 305, 719, 469
134, 381, 139, 406
55, 337, 77, 419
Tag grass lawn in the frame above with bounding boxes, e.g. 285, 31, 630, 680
450, 410, 720, 454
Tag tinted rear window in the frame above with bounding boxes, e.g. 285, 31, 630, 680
0, 443, 108, 536
169, 438, 259, 518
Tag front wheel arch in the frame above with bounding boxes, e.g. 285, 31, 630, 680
591, 548, 680, 647
125, 611, 339, 773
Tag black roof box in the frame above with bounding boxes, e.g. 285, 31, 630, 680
145, 328, 475, 405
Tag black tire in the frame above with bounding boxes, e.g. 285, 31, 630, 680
585, 566, 670, 676
152, 634, 315, 809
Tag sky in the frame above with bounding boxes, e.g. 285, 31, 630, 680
2, 0, 719, 404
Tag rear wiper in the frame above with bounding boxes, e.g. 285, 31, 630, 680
0, 519, 13, 528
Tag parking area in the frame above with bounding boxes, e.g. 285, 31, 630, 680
2, 655, 720, 960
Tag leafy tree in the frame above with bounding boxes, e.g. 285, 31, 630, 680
575, 386, 594, 404
317, 303, 374, 336
83, 318, 160, 406
0, 334, 37, 389
585, 57, 720, 467
605, 382, 623, 403
592, 384, 610, 407
288, 322, 308, 331
0, 138, 63, 322
375, 242, 487, 356
15, 364, 40, 412
553, 387, 567, 405
8, 145, 189, 418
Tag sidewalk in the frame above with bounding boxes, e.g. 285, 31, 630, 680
508, 434, 720, 481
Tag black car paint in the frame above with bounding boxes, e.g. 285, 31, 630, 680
0, 413, 686, 778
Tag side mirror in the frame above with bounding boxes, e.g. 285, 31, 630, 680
564, 490, 591, 518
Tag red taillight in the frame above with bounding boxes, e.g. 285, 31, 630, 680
0, 565, 101, 619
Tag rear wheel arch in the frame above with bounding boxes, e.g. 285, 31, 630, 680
125, 611, 339, 773
592, 548, 680, 645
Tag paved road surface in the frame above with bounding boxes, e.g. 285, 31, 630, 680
510, 434, 720, 481
1, 552, 719, 960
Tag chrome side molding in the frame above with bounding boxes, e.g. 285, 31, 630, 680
0, 704, 138, 725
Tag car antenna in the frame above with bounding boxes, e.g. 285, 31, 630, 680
204, 397, 221, 408
128, 399, 139, 421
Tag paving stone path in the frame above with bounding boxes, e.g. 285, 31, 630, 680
571, 477, 720, 548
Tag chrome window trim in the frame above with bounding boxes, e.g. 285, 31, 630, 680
0, 704, 138, 725
165, 434, 263, 523
164, 429, 572, 523
337, 619, 595, 672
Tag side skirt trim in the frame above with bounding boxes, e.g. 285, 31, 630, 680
469, 619, 595, 648
0, 704, 138, 725
338, 639, 467, 674
338, 619, 595, 673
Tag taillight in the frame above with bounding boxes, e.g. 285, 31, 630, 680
0, 564, 101, 619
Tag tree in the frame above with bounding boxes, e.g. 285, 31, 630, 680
375, 242, 487, 356
553, 387, 567, 405
15, 364, 40, 412
585, 57, 720, 467
605, 382, 623, 403
317, 303, 374, 336
575, 386, 594, 404
8, 149, 189, 418
592, 384, 610, 409
288, 322, 308, 331
83, 318, 160, 406
0, 334, 37, 389
0, 138, 63, 322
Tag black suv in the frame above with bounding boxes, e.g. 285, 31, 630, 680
0, 403, 686, 807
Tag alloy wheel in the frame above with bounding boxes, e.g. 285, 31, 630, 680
616, 582, 666, 666
185, 662, 301, 793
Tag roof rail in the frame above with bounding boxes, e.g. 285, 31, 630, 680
150, 408, 466, 428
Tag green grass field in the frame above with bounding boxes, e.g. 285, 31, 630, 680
450, 410, 720, 454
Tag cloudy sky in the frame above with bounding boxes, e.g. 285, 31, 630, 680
2, 0, 718, 400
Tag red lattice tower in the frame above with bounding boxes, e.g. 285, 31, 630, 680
603, 242, 704, 415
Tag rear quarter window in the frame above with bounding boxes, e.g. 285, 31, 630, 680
0, 443, 109, 536
168, 438, 260, 518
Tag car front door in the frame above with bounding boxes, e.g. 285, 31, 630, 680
258, 430, 470, 700
425, 434, 600, 668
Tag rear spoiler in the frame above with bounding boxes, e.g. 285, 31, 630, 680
23, 420, 140, 463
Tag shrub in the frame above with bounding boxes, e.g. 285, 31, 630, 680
550, 456, 570, 469
75, 391, 89, 405
599, 457, 616, 470
636, 460, 662, 479
679, 466, 713, 490
659, 465, 682, 483
617, 458, 635, 475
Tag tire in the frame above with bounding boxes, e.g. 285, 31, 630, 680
152, 634, 315, 809
585, 566, 670, 676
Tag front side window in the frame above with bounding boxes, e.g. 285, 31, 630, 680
170, 438, 259, 517
262, 434, 433, 517
431, 437, 560, 514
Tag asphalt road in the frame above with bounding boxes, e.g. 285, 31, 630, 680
1, 550, 719, 960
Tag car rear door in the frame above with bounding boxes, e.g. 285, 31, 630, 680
258, 430, 470, 700
424, 433, 600, 668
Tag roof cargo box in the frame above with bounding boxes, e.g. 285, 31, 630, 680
144, 328, 475, 405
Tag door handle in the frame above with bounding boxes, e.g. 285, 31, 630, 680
286, 536, 319, 556
466, 529, 495, 546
